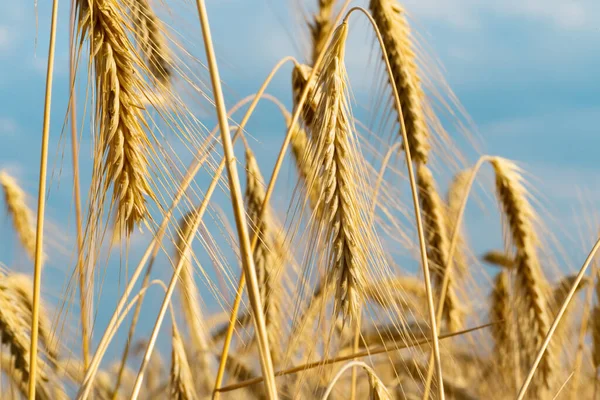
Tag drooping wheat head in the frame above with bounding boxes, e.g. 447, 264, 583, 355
491, 157, 553, 393
76, 0, 154, 234
0, 172, 39, 261
369, 0, 430, 164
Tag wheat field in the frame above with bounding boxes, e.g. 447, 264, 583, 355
0, 0, 598, 399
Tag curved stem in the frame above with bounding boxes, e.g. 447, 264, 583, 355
322, 361, 383, 400
517, 236, 600, 400
29, 0, 59, 397
344, 7, 446, 399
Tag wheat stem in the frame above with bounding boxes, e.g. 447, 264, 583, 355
216, 322, 494, 393
68, 0, 90, 371
28, 0, 59, 397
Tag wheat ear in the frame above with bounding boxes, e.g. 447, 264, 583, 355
482, 250, 515, 268
174, 212, 214, 391
0, 272, 55, 399
170, 325, 198, 400
309, 22, 367, 319
292, 63, 321, 131
369, 0, 430, 163
310, 0, 337, 64
76, 0, 154, 233
491, 157, 553, 393
129, 0, 172, 83
0, 172, 39, 261
245, 148, 283, 366
490, 270, 516, 388
287, 116, 320, 210
417, 164, 463, 332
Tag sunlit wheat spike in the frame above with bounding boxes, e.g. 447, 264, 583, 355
369, 0, 430, 163
550, 274, 589, 314
0, 271, 55, 399
170, 325, 198, 400
446, 169, 471, 276
0, 171, 40, 261
417, 164, 463, 331
287, 116, 320, 210
309, 22, 368, 319
76, 0, 154, 234
129, 0, 172, 83
292, 63, 321, 130
491, 157, 553, 393
482, 250, 515, 269
245, 148, 282, 365
174, 211, 214, 390
309, 0, 337, 64
490, 271, 514, 383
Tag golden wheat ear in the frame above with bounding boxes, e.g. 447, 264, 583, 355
491, 157, 554, 394
0, 172, 41, 261
245, 148, 282, 366
369, 0, 430, 163
129, 0, 172, 84
76, 0, 154, 234
170, 324, 198, 400
482, 250, 515, 269
307, 22, 371, 320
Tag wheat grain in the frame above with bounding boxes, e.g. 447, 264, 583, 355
292, 63, 321, 131
490, 270, 515, 388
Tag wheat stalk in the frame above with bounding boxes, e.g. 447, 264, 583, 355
76, 0, 154, 234
0, 172, 39, 261
491, 157, 553, 393
369, 0, 430, 163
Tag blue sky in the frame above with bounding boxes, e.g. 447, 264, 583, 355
0, 0, 599, 363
